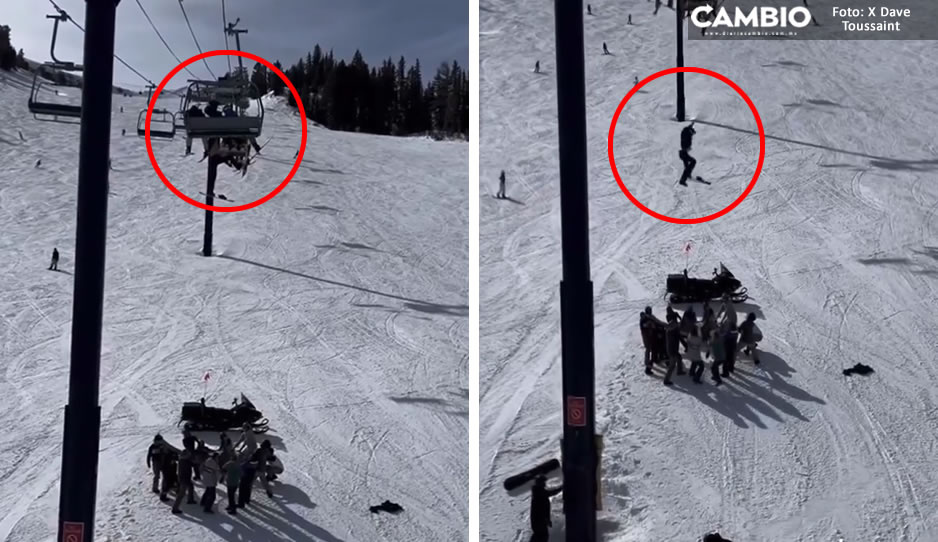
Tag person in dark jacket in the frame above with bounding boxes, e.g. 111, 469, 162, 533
679, 122, 697, 186
530, 476, 562, 542
223, 456, 242, 514
238, 459, 257, 507
663, 314, 686, 385
200, 452, 220, 513
49, 248, 59, 271
181, 428, 202, 480
737, 312, 760, 364
640, 307, 663, 374
708, 328, 726, 385
722, 324, 739, 376
680, 305, 697, 335
159, 454, 178, 502
171, 449, 199, 514
497, 170, 507, 199
204, 100, 223, 118
252, 441, 274, 498
146, 434, 169, 493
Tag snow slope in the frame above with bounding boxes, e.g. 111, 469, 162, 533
480, 1, 938, 540
0, 69, 468, 541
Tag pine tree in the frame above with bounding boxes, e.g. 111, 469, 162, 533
270, 60, 286, 96
250, 62, 269, 97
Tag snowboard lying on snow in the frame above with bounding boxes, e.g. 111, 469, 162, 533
503, 458, 560, 492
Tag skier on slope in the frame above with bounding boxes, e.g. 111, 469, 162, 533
602, 42, 610, 55
587, 4, 592, 15
497, 170, 507, 199
529, 475, 563, 542
678, 121, 697, 186
534, 60, 540, 73
49, 248, 59, 271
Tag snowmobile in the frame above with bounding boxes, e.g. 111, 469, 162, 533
178, 393, 269, 434
666, 263, 748, 304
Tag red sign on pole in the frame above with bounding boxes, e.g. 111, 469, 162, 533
567, 396, 587, 427
63, 522, 84, 542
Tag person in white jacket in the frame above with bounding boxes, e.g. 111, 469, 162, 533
685, 325, 706, 383
235, 423, 258, 456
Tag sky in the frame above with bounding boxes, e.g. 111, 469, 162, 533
4, 0, 468, 91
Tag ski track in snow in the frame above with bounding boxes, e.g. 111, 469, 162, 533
0, 71, 467, 541
481, 0, 938, 540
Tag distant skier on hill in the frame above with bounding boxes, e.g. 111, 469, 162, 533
678, 122, 697, 186
587, 4, 592, 15
628, 14, 633, 24
49, 248, 59, 271
534, 60, 540, 73
602, 42, 610, 55
497, 170, 507, 199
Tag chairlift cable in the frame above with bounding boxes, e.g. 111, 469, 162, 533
45, 0, 156, 87
134, 0, 200, 81
178, 0, 217, 80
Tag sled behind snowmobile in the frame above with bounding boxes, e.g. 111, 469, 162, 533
178, 393, 269, 433
666, 263, 748, 304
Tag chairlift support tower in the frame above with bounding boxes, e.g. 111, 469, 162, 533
56, 1, 121, 541
179, 20, 261, 257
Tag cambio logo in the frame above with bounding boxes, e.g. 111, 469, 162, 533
690, 4, 812, 29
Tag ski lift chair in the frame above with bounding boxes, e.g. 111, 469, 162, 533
136, 109, 177, 139
182, 80, 264, 172
182, 80, 264, 142
28, 12, 83, 124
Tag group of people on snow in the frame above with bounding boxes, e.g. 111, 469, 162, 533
145, 422, 282, 515
640, 294, 761, 386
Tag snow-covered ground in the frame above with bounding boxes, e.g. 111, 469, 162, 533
0, 70, 468, 541
480, 0, 938, 540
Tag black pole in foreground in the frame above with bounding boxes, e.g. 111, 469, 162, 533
203, 156, 220, 257
57, 2, 120, 541
553, 0, 597, 541
676, 0, 686, 121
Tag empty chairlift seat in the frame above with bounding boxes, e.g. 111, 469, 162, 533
28, 12, 84, 124
28, 72, 83, 123
136, 109, 177, 139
